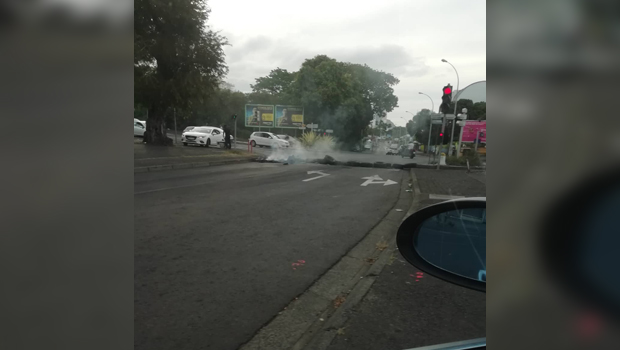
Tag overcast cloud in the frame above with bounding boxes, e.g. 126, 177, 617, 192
208, 0, 486, 126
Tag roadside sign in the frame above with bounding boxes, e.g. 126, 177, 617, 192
325, 129, 334, 134
445, 114, 456, 120
431, 120, 443, 125
245, 104, 275, 127
307, 123, 318, 129
461, 121, 486, 143
275, 105, 304, 129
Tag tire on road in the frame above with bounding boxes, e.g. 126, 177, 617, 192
250, 140, 257, 147
205, 139, 211, 147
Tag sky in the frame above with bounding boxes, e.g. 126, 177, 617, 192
207, 0, 486, 127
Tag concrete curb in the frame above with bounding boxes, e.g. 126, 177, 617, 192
134, 157, 256, 173
239, 170, 415, 350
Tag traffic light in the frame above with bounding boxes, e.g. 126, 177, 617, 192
232, 114, 237, 120
440, 84, 452, 114
439, 132, 444, 137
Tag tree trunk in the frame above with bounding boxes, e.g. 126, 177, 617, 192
144, 107, 172, 146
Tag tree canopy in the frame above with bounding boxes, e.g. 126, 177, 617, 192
289, 56, 399, 145
135, 0, 228, 145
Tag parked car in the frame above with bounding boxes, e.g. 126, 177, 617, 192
134, 119, 146, 137
181, 126, 233, 147
250, 132, 290, 148
386, 142, 399, 155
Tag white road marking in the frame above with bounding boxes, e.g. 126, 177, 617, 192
303, 170, 330, 182
360, 175, 398, 187
429, 194, 465, 200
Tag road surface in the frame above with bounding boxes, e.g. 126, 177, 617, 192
134, 162, 406, 350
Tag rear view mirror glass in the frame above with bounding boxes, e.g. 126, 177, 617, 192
397, 199, 486, 292
415, 208, 486, 282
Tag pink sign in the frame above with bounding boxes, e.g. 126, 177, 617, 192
461, 121, 486, 143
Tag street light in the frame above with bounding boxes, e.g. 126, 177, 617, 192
418, 92, 435, 154
442, 59, 460, 156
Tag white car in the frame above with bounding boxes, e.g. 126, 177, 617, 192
250, 132, 289, 148
182, 126, 233, 147
134, 119, 146, 137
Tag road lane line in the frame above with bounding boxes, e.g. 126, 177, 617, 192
134, 181, 214, 195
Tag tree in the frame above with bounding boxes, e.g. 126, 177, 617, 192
471, 101, 486, 120
251, 68, 295, 96
291, 55, 399, 145
135, 0, 228, 145
448, 99, 485, 120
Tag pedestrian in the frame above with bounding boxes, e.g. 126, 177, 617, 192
223, 125, 232, 149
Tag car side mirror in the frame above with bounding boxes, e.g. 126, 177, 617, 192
397, 199, 486, 292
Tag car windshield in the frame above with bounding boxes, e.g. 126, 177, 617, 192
191, 127, 212, 134
134, 2, 486, 350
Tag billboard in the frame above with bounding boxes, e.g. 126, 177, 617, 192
245, 104, 274, 127
461, 121, 486, 143
275, 105, 304, 128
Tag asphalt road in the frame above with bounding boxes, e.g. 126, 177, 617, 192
232, 142, 432, 165
134, 162, 406, 350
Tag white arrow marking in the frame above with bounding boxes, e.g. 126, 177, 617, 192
361, 176, 398, 187
303, 170, 330, 182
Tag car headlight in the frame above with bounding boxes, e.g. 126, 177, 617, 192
198, 135, 206, 138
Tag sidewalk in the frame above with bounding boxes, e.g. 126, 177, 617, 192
324, 169, 486, 350
134, 143, 257, 172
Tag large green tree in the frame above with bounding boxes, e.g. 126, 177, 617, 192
288, 55, 399, 145
250, 68, 296, 96
135, 0, 228, 145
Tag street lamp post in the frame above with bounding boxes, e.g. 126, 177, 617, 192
405, 111, 415, 141
442, 59, 459, 156
417, 93, 435, 154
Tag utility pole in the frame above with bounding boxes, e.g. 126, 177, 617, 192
442, 59, 460, 156
437, 84, 453, 169
437, 113, 445, 170
173, 108, 177, 145
415, 94, 435, 154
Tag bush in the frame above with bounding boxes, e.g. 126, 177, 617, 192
446, 152, 481, 166
299, 131, 335, 149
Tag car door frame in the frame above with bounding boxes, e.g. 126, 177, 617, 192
257, 132, 267, 146
134, 121, 145, 136
212, 129, 223, 143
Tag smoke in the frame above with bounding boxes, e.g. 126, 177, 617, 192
266, 137, 340, 163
